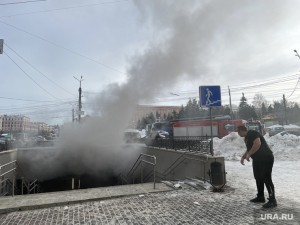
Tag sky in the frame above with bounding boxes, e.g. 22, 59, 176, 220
1, 0, 300, 125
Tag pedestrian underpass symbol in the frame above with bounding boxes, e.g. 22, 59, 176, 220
199, 85, 222, 107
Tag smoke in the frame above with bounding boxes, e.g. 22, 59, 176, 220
19, 0, 299, 182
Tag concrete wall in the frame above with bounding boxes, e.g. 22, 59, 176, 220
141, 147, 226, 186
0, 146, 226, 190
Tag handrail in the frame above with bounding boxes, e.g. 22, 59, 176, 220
162, 151, 189, 176
0, 177, 9, 185
0, 160, 39, 196
0, 178, 10, 196
127, 153, 156, 177
0, 168, 16, 177
28, 179, 38, 193
4, 179, 20, 195
118, 173, 128, 185
126, 153, 156, 189
0, 160, 17, 169
17, 162, 39, 194
0, 160, 17, 196
160, 153, 209, 182
144, 169, 164, 183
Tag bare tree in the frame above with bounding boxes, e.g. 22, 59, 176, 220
252, 93, 268, 108
252, 93, 268, 119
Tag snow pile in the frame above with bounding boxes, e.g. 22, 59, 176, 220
267, 124, 283, 129
213, 132, 245, 161
265, 134, 300, 160
283, 124, 300, 131
214, 132, 300, 161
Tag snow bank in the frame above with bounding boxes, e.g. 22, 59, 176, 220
284, 124, 300, 130
214, 132, 300, 161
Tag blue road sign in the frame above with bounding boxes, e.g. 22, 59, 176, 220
199, 85, 222, 107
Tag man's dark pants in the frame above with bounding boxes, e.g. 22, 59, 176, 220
252, 154, 275, 198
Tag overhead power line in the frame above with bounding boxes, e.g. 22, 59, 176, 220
0, 96, 74, 103
4, 51, 60, 100
0, 0, 46, 6
1, 0, 128, 18
0, 19, 126, 75
0, 100, 76, 111
287, 50, 300, 98
147, 73, 300, 105
5, 43, 76, 97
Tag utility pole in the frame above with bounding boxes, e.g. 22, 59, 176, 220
283, 94, 288, 125
73, 76, 84, 122
0, 39, 3, 54
228, 86, 233, 119
72, 108, 75, 122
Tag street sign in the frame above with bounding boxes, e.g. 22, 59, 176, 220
199, 85, 222, 107
0, 39, 3, 54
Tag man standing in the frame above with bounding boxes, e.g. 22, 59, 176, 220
237, 125, 277, 208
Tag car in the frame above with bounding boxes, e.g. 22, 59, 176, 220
277, 130, 300, 137
124, 129, 142, 143
267, 125, 285, 136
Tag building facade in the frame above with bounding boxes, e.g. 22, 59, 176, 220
0, 115, 40, 137
129, 105, 181, 128
0, 115, 2, 132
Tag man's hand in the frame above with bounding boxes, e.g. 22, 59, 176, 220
245, 153, 251, 161
240, 156, 245, 165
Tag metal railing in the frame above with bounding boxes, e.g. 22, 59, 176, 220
0, 160, 17, 196
143, 152, 209, 183
0, 160, 39, 197
118, 173, 129, 185
21, 178, 38, 195
18, 165, 39, 195
119, 153, 156, 189
147, 136, 213, 155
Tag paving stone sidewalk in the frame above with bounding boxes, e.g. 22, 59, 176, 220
0, 183, 299, 225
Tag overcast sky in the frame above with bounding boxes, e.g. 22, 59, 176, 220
1, 0, 300, 125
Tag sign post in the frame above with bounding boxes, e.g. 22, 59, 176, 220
0, 39, 3, 54
199, 85, 222, 155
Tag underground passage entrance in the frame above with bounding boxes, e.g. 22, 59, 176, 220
10, 146, 226, 195
38, 173, 120, 193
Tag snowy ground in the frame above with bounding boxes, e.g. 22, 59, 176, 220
214, 132, 300, 208
214, 132, 300, 161
225, 160, 300, 205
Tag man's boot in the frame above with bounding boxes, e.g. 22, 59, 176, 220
263, 197, 277, 208
250, 195, 265, 203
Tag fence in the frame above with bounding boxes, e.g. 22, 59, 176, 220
146, 136, 213, 155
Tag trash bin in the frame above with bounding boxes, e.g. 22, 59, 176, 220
209, 161, 225, 188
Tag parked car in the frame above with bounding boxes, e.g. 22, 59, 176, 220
124, 129, 142, 143
277, 130, 300, 137
267, 125, 285, 136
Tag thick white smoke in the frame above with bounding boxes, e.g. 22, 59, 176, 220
19, 0, 298, 181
